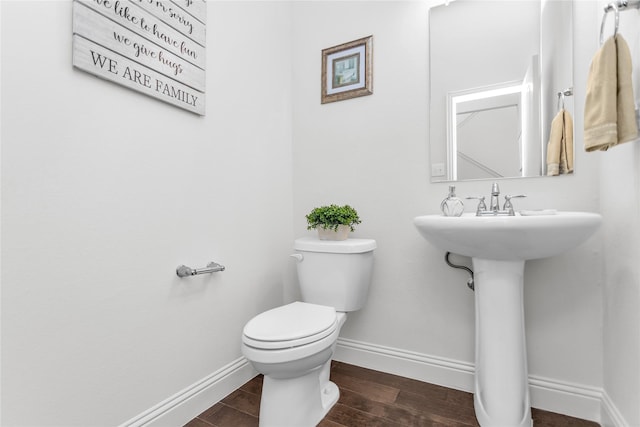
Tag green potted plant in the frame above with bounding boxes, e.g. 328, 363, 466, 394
306, 204, 362, 240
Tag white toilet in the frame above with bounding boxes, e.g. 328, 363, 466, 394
241, 237, 376, 427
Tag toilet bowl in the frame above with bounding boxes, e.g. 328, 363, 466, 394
242, 302, 347, 427
241, 237, 376, 427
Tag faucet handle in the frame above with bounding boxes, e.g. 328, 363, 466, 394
503, 194, 526, 215
466, 196, 487, 215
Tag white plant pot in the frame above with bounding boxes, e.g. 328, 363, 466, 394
317, 225, 350, 241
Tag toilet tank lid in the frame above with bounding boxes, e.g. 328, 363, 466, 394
294, 237, 377, 253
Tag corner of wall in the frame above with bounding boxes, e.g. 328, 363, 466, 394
601, 389, 631, 427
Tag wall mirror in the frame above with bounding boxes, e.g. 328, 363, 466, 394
429, 0, 574, 182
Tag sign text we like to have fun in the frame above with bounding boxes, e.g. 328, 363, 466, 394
72, 0, 206, 115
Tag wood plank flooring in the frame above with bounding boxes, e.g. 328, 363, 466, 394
184, 361, 600, 427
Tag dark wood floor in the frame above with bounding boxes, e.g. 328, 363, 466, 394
184, 361, 600, 427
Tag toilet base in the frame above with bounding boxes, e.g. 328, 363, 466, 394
259, 359, 338, 427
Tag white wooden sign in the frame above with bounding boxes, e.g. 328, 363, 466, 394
72, 0, 206, 115
132, 0, 206, 46
171, 0, 206, 24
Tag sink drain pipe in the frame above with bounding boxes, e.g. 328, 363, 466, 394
444, 252, 474, 291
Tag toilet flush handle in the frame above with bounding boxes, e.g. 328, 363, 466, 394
290, 253, 304, 262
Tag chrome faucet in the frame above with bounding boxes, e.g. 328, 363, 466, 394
467, 182, 526, 216
489, 182, 501, 212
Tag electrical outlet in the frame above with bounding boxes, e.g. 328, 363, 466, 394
432, 163, 445, 177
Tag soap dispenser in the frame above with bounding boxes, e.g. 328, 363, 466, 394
440, 185, 464, 217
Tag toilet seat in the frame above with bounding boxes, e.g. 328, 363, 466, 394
243, 302, 338, 350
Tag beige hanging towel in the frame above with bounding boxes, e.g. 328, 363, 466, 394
547, 109, 574, 175
584, 34, 638, 151
616, 34, 638, 145
584, 36, 618, 151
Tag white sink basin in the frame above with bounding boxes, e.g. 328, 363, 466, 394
413, 211, 602, 261
413, 210, 601, 426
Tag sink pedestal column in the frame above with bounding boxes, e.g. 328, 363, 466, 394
472, 258, 532, 427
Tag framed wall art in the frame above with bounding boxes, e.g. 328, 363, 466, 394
72, 0, 207, 115
321, 35, 373, 104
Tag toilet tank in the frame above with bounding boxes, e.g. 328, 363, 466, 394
293, 237, 376, 312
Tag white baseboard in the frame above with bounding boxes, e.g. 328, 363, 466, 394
121, 339, 628, 427
119, 357, 257, 427
334, 337, 476, 392
601, 390, 628, 427
334, 337, 603, 424
528, 375, 602, 422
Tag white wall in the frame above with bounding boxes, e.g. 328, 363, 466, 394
598, 1, 640, 425
1, 1, 293, 425
3, 1, 639, 426
291, 0, 604, 416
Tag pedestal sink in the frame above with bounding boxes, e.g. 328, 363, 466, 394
413, 212, 602, 427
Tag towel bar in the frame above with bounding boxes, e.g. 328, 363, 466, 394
604, 0, 640, 12
557, 88, 573, 111
600, 0, 640, 45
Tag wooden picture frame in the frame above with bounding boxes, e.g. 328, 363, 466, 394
321, 36, 373, 104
